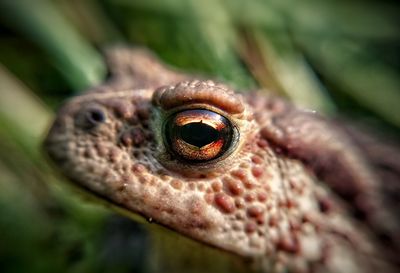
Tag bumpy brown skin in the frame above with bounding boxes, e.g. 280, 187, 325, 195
44, 47, 399, 273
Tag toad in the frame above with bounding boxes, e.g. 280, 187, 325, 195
44, 47, 399, 273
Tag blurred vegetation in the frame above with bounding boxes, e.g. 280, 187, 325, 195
0, 0, 399, 273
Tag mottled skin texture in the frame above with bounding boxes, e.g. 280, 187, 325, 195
44, 47, 399, 273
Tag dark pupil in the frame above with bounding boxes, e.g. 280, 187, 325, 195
180, 122, 219, 147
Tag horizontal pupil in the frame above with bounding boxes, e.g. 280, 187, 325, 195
180, 122, 220, 148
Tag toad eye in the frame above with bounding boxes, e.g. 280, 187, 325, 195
165, 109, 235, 162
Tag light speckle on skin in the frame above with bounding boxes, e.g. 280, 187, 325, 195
44, 47, 399, 273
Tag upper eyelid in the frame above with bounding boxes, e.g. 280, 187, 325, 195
152, 81, 245, 115
162, 103, 234, 123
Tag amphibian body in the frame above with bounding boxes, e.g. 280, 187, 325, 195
44, 48, 399, 273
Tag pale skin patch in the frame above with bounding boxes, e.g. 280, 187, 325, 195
44, 47, 399, 273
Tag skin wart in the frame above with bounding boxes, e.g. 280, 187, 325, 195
44, 47, 399, 273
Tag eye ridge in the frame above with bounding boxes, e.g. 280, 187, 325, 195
164, 108, 237, 162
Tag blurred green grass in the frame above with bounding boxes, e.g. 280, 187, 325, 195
0, 0, 399, 272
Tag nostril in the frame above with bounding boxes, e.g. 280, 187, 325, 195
87, 108, 106, 124
74, 104, 108, 130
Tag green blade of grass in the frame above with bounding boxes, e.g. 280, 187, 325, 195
105, 0, 255, 88
296, 34, 400, 128
0, 0, 106, 91
241, 29, 335, 114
